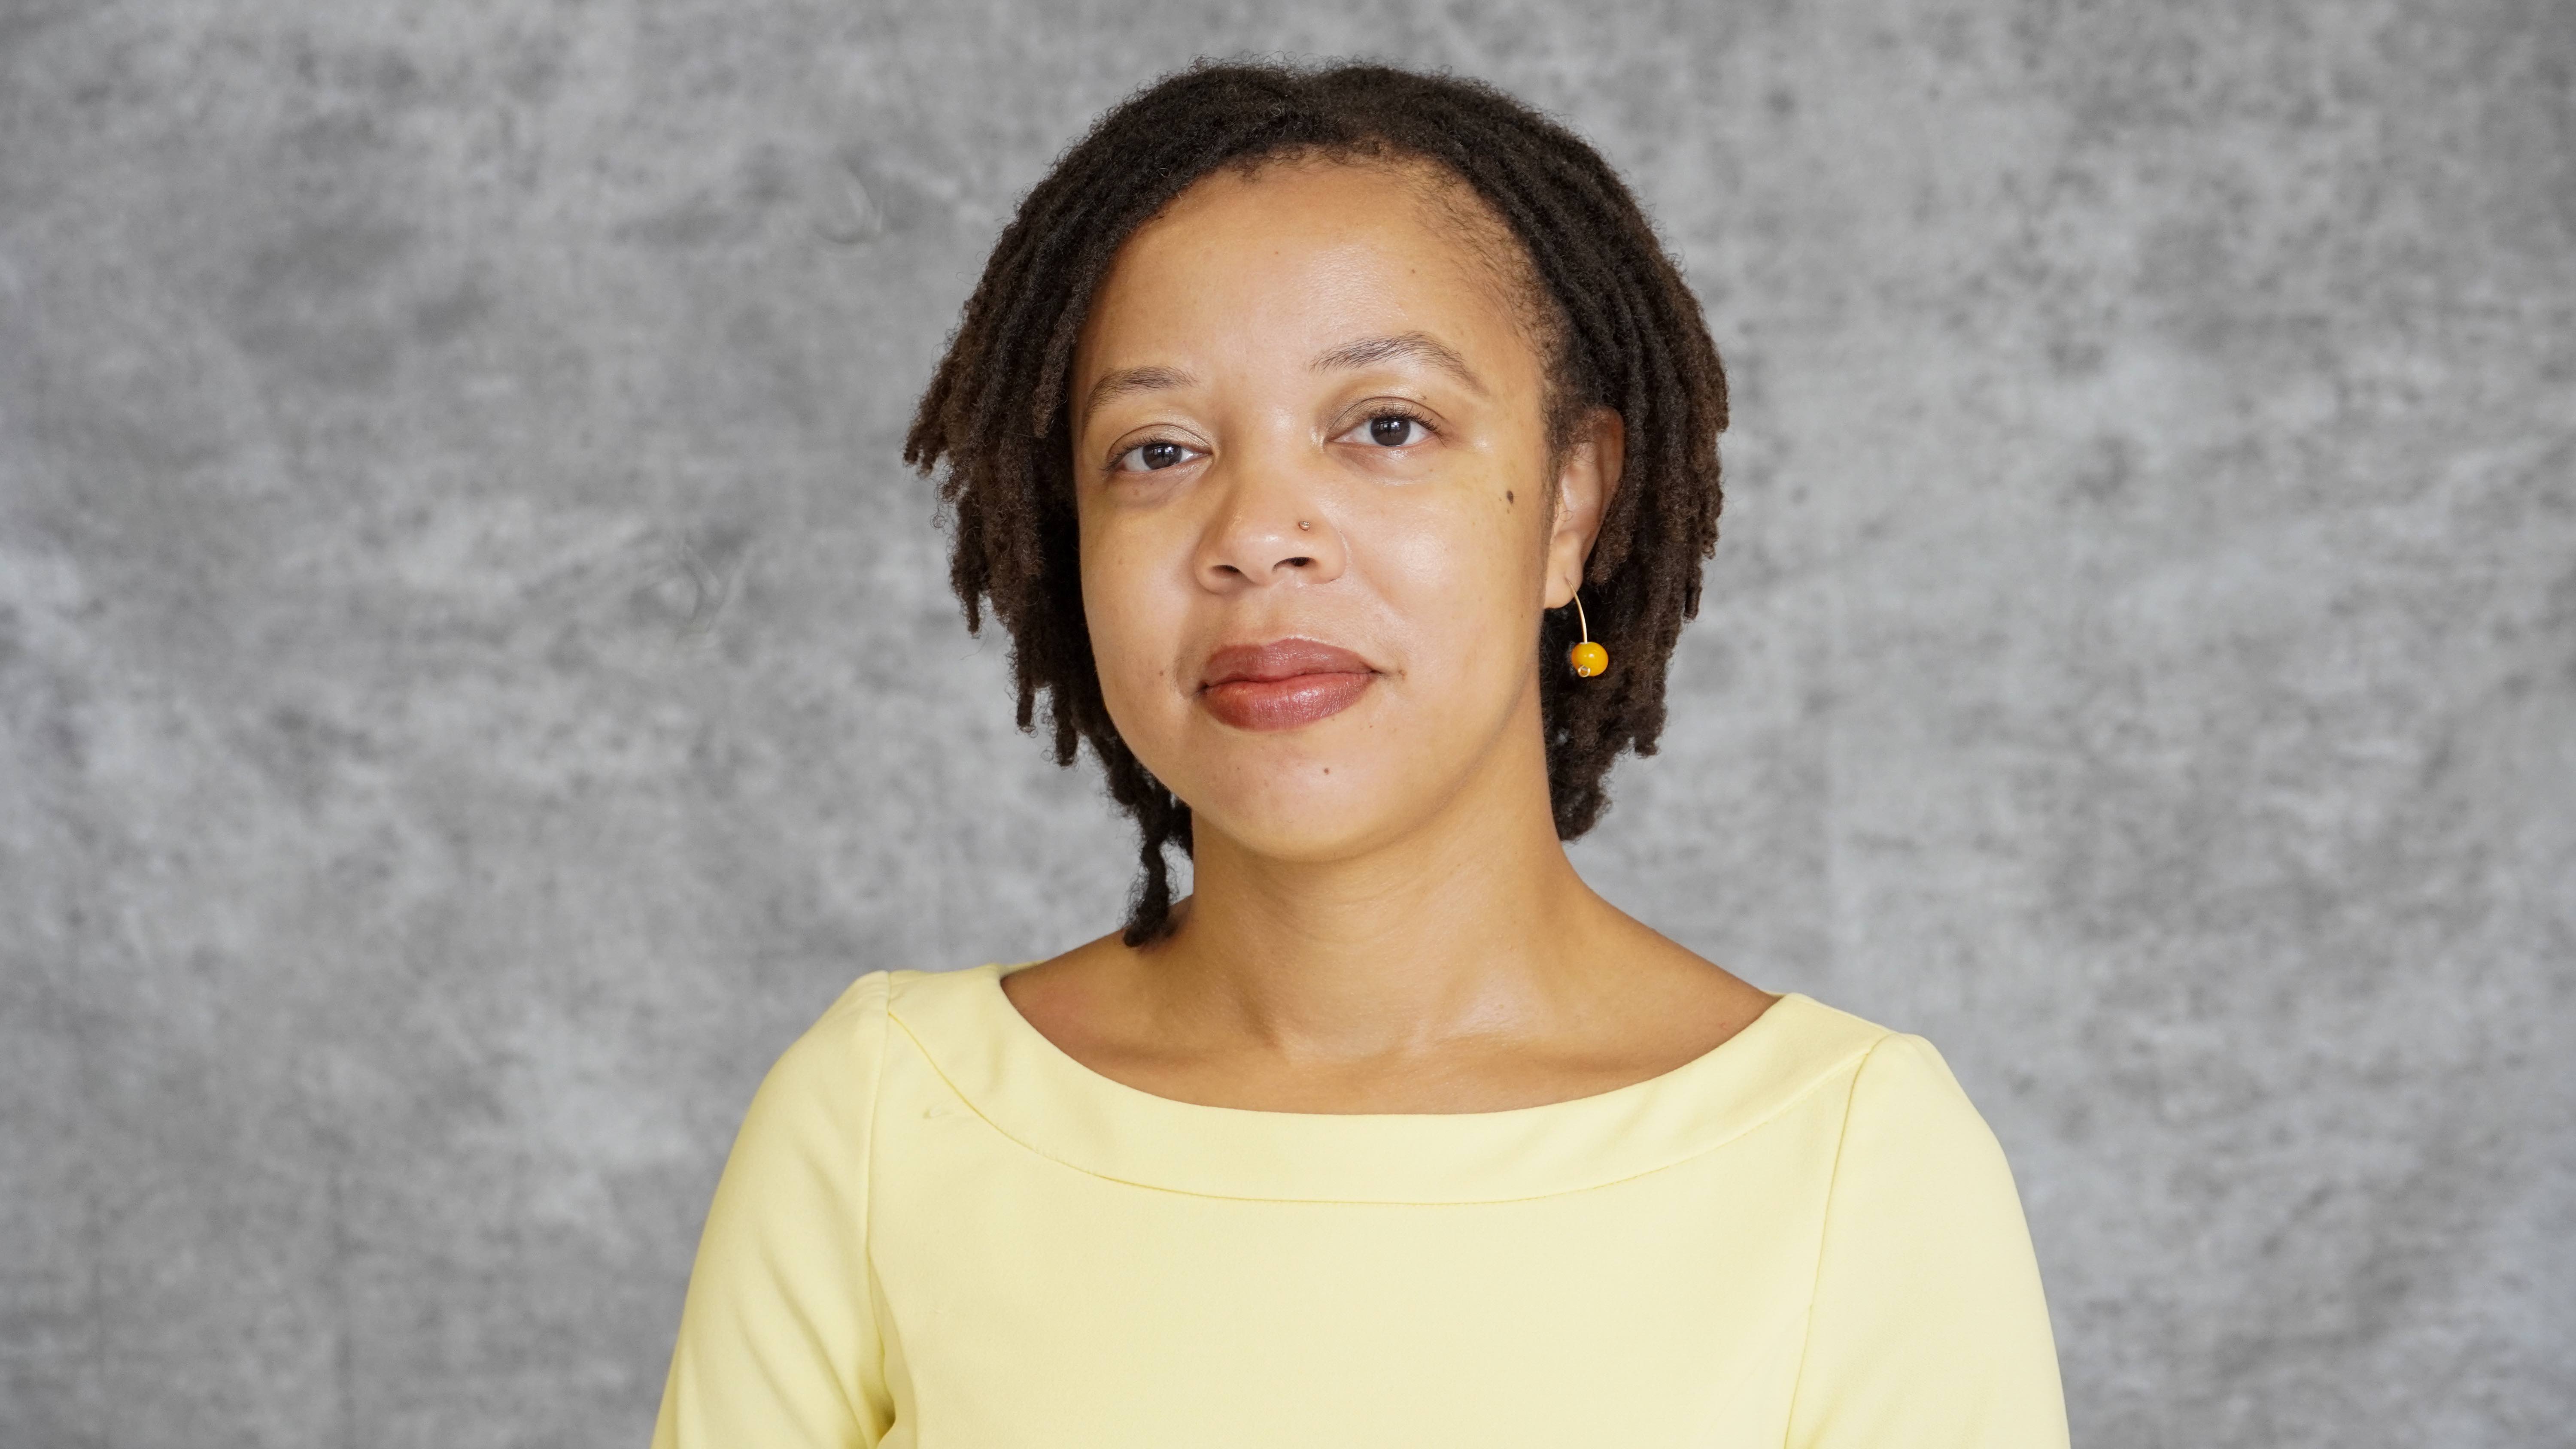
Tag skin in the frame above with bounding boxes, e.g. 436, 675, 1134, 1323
1002, 156, 1774, 1113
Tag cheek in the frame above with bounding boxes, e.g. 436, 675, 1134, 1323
1077, 515, 1192, 724
1363, 488, 1542, 700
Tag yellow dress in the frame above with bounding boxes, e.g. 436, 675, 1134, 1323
652, 964, 2068, 1447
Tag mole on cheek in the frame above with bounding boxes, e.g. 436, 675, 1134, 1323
1506, 489, 1515, 505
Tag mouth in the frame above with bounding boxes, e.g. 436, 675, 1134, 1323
1197, 638, 1379, 732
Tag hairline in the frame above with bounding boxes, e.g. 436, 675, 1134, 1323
1069, 145, 1591, 479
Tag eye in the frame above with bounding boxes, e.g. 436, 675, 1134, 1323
1369, 415, 1424, 446
1341, 410, 1434, 449
1113, 438, 1201, 473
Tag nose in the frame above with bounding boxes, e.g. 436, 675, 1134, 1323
1192, 456, 1346, 591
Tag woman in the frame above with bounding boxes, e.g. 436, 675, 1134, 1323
653, 61, 2066, 1447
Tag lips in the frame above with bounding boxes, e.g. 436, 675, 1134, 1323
1198, 638, 1378, 731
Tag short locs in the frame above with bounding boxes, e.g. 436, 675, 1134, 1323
905, 61, 1728, 947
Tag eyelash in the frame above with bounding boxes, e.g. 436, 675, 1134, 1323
1343, 405, 1437, 448
1109, 437, 1203, 474
1104, 405, 1439, 476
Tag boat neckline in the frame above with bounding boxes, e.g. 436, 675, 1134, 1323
876, 963, 1891, 1203
981, 958, 1799, 1122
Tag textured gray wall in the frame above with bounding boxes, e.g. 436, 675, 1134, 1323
3, 2, 2569, 1445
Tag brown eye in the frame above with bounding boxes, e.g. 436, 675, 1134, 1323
1366, 415, 1425, 447
1114, 439, 1200, 473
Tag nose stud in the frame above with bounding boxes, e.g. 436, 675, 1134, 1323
1297, 519, 1312, 530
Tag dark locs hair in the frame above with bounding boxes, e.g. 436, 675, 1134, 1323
905, 61, 1728, 947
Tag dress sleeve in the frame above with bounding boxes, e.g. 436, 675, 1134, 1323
652, 972, 895, 1449
1784, 1034, 2069, 1449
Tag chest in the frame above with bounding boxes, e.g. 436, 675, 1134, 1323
867, 1115, 1836, 1446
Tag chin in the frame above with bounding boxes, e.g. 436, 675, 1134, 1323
1175, 756, 1433, 864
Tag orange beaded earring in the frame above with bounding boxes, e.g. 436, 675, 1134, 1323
1567, 590, 1607, 678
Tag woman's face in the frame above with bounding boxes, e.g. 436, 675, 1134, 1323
1069, 156, 1613, 863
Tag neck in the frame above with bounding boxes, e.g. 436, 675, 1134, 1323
1145, 693, 1610, 1061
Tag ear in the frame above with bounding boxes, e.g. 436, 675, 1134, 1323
1543, 406, 1625, 609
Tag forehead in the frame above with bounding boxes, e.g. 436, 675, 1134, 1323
1075, 155, 1542, 378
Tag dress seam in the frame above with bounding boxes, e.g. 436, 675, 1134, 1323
860, 970, 893, 1437
1777, 1032, 1894, 1449
886, 1009, 1887, 1207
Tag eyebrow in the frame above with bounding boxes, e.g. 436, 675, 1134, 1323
1080, 365, 1197, 429
1311, 331, 1486, 394
1077, 331, 1485, 430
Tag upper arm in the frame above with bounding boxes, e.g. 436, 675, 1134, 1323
1784, 1034, 2069, 1449
652, 973, 895, 1449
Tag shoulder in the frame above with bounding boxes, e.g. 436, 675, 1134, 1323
730, 969, 914, 1144
1770, 997, 1989, 1124
1782, 1004, 2067, 1444
1774, 998, 2033, 1251
767, 968, 898, 1079
1845, 1024, 1988, 1134
751, 964, 1012, 1111
1749, 995, 2018, 1196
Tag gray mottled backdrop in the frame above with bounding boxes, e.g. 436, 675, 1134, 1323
3, 1, 2570, 1445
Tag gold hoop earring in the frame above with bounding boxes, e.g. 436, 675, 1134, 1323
1567, 590, 1607, 678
